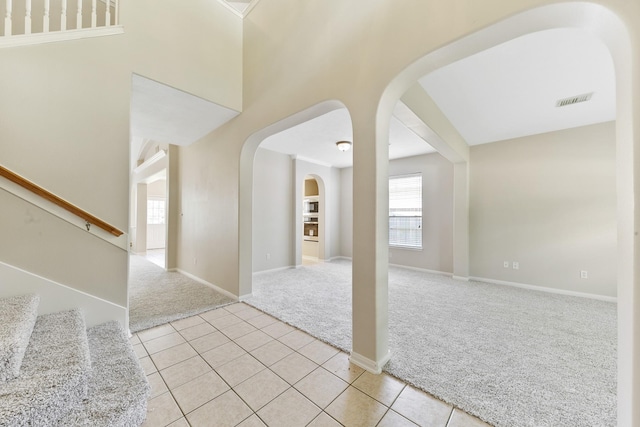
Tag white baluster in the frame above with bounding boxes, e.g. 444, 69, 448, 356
105, 0, 110, 27
91, 0, 96, 28
24, 0, 31, 34
43, 0, 50, 32
4, 0, 12, 36
76, 0, 81, 29
60, 0, 66, 31
114, 0, 118, 25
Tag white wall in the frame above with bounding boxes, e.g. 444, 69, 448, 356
0, 190, 128, 306
469, 121, 617, 297
252, 148, 294, 272
340, 152, 454, 273
251, 149, 343, 273
0, 0, 242, 313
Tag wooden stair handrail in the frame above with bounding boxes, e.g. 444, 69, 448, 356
0, 165, 124, 237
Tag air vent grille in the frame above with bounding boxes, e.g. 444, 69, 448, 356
556, 92, 593, 107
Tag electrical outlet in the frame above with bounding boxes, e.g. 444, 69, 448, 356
512, 262, 519, 270
580, 270, 588, 279
193, 258, 197, 265
266, 253, 271, 260
504, 261, 509, 268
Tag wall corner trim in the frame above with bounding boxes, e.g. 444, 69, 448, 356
238, 293, 253, 301
175, 268, 240, 301
349, 350, 392, 374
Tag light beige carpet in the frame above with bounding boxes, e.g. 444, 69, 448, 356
128, 255, 235, 332
246, 260, 617, 427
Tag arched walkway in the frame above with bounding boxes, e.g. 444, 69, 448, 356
374, 2, 634, 424
238, 100, 350, 297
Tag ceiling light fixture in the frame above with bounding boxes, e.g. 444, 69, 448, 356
336, 141, 352, 152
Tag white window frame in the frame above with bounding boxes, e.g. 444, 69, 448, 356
389, 173, 422, 249
147, 198, 166, 225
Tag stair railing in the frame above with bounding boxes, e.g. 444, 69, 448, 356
2, 0, 122, 47
0, 164, 126, 247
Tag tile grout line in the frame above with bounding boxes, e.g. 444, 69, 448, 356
141, 303, 476, 427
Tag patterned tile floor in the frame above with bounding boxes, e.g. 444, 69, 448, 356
133, 302, 491, 427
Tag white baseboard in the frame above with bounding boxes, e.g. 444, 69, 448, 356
238, 293, 253, 301
0, 260, 127, 328
175, 269, 239, 302
252, 265, 295, 276
349, 350, 392, 374
390, 263, 453, 277
330, 256, 352, 261
469, 276, 617, 303
452, 275, 469, 281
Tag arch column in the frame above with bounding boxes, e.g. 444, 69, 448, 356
349, 106, 391, 373
398, 84, 470, 279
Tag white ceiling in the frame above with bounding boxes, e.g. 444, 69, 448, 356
261, 28, 615, 166
129, 28, 615, 170
419, 28, 616, 145
260, 109, 435, 169
130, 74, 239, 147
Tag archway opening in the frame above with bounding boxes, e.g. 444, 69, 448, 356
374, 2, 633, 426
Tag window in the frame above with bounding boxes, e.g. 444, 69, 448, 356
147, 199, 166, 225
389, 173, 422, 248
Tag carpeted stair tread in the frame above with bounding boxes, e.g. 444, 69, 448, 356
0, 294, 40, 382
59, 321, 150, 427
0, 309, 91, 427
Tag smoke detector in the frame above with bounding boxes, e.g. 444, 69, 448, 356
556, 92, 593, 107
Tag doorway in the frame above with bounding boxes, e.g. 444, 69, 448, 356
145, 178, 167, 268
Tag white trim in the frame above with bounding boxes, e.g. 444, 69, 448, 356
252, 265, 295, 276
215, 0, 261, 18
175, 269, 239, 301
469, 276, 617, 303
238, 293, 253, 301
452, 275, 469, 281
0, 179, 128, 251
0, 26, 124, 49
241, 0, 261, 17
389, 263, 453, 277
133, 150, 167, 175
215, 0, 244, 18
292, 155, 333, 169
349, 350, 392, 374
0, 260, 127, 327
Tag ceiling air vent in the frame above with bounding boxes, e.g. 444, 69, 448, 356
556, 92, 593, 107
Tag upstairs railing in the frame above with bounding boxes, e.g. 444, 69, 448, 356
0, 164, 124, 237
2, 0, 121, 47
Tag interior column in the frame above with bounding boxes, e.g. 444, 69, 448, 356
453, 162, 469, 280
350, 109, 391, 373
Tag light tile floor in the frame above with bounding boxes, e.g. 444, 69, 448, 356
135, 302, 491, 427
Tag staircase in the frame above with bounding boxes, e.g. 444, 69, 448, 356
0, 294, 149, 426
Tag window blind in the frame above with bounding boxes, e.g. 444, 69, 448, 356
389, 173, 422, 248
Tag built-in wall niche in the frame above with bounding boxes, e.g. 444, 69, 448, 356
305, 178, 319, 197
302, 177, 320, 260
